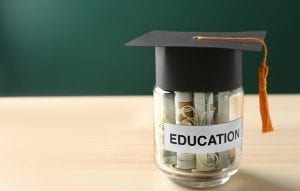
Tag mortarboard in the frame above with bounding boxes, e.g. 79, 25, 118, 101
126, 30, 273, 133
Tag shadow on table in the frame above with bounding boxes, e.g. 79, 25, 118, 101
210, 170, 292, 191
170, 170, 294, 191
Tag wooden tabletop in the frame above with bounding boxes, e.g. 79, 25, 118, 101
0, 95, 299, 191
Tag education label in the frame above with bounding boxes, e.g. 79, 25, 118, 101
164, 118, 242, 154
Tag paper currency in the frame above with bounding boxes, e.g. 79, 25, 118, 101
175, 92, 196, 170
229, 87, 243, 163
216, 91, 231, 169
194, 93, 218, 171
154, 88, 177, 165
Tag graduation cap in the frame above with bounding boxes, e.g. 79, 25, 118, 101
126, 30, 273, 133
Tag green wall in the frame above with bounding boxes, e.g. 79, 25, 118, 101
0, 0, 299, 96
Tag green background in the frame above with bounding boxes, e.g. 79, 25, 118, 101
0, 0, 299, 96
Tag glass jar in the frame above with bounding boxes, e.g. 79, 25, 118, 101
153, 86, 244, 188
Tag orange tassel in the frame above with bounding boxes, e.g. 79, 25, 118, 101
194, 35, 274, 133
259, 64, 274, 132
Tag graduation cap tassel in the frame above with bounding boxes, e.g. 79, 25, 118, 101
194, 36, 274, 133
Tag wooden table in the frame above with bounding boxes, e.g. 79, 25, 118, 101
0, 95, 298, 191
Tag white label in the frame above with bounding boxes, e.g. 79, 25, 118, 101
164, 118, 242, 154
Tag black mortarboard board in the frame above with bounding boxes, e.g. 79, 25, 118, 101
126, 30, 266, 92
